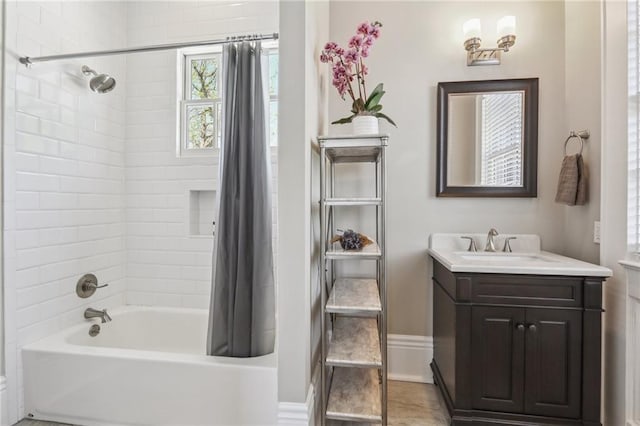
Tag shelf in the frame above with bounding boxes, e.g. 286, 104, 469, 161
324, 197, 382, 206
327, 317, 381, 368
326, 278, 381, 315
326, 242, 381, 260
318, 134, 389, 142
188, 190, 217, 236
327, 367, 382, 423
318, 135, 388, 164
320, 133, 387, 425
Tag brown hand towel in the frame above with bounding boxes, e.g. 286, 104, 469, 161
555, 154, 588, 206
575, 154, 588, 205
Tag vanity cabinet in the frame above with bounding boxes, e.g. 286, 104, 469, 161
471, 306, 582, 418
431, 259, 604, 426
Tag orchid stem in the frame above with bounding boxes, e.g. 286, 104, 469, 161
360, 58, 368, 100
355, 63, 363, 107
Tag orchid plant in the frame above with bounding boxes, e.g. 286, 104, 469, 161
320, 21, 396, 126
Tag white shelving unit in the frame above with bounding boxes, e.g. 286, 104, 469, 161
318, 134, 388, 425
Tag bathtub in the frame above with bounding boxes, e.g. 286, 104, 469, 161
22, 306, 277, 426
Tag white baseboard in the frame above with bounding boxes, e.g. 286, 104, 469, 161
277, 373, 316, 426
277, 401, 311, 426
388, 334, 433, 383
277, 335, 433, 425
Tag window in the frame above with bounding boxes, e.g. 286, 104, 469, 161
267, 50, 278, 147
178, 45, 278, 156
183, 53, 222, 151
480, 92, 523, 186
630, 0, 640, 252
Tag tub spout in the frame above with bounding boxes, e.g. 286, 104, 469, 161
85, 308, 112, 323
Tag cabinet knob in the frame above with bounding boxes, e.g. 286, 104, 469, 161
528, 324, 537, 332
516, 323, 525, 331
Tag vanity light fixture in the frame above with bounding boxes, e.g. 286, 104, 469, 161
463, 16, 516, 66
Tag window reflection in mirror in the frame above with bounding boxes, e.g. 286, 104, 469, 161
447, 91, 524, 187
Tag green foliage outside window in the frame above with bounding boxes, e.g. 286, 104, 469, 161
183, 50, 278, 151
187, 58, 219, 149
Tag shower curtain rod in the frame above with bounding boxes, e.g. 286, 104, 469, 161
19, 32, 279, 66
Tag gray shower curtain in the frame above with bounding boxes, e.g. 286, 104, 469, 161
207, 41, 275, 357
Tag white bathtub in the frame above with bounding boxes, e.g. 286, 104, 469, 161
22, 306, 277, 426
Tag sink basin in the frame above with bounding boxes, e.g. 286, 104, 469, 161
428, 233, 613, 277
454, 252, 555, 263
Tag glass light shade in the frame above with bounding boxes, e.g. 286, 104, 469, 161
497, 15, 516, 37
463, 18, 481, 40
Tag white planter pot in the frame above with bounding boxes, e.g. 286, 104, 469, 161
352, 115, 379, 135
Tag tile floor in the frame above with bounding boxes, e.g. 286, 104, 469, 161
387, 381, 448, 426
14, 381, 449, 426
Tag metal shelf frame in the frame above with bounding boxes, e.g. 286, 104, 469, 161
318, 134, 388, 426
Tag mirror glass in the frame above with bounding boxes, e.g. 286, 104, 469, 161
447, 91, 524, 187
436, 78, 538, 197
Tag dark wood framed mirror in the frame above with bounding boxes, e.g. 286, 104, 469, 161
436, 78, 539, 197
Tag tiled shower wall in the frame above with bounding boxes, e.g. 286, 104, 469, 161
3, 1, 128, 420
124, 1, 278, 308
3, 1, 279, 421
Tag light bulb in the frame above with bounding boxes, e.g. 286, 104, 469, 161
463, 18, 482, 40
497, 15, 516, 37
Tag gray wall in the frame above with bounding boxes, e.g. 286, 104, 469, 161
447, 96, 477, 186
277, 0, 329, 409
329, 1, 578, 337
562, 0, 602, 264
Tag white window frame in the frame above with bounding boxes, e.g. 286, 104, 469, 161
177, 46, 223, 158
176, 43, 278, 158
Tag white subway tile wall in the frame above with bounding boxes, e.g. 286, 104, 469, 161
3, 1, 278, 421
124, 1, 278, 309
5, 1, 129, 419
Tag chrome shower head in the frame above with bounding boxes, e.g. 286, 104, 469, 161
81, 65, 116, 94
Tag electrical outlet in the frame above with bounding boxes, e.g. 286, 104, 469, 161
594, 221, 601, 244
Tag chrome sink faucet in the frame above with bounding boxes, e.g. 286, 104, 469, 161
84, 307, 112, 323
460, 236, 478, 252
503, 236, 517, 252
485, 228, 499, 252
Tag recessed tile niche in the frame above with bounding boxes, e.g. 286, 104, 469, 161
189, 190, 217, 237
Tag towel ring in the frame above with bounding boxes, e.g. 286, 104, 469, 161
563, 130, 590, 156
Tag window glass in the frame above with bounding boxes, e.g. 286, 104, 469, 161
480, 93, 523, 186
187, 104, 215, 149
268, 53, 278, 96
269, 101, 278, 147
179, 48, 278, 155
190, 57, 219, 100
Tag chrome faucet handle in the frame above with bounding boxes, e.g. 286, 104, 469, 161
485, 228, 499, 252
76, 274, 109, 298
460, 236, 477, 252
503, 237, 517, 252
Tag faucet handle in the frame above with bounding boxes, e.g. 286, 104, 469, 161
460, 236, 478, 252
503, 237, 517, 252
76, 274, 109, 298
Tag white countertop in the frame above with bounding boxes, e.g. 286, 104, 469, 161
428, 233, 612, 277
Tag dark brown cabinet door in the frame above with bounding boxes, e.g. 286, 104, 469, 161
471, 306, 525, 413
524, 308, 582, 418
